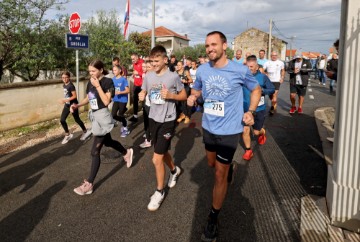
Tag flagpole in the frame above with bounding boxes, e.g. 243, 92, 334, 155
151, 0, 155, 48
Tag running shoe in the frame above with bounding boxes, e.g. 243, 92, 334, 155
297, 107, 303, 114
201, 218, 218, 242
73, 180, 93, 195
177, 113, 185, 122
184, 116, 190, 124
80, 129, 92, 141
227, 161, 237, 184
269, 106, 275, 115
139, 139, 151, 148
61, 133, 73, 144
327, 137, 334, 143
168, 166, 181, 188
147, 190, 165, 211
123, 148, 133, 168
121, 129, 130, 138
242, 150, 254, 161
257, 129, 267, 145
289, 106, 297, 114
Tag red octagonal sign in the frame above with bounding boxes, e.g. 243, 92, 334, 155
69, 12, 81, 34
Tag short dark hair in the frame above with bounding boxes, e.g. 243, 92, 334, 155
150, 45, 167, 58
207, 31, 227, 43
259, 49, 266, 53
112, 57, 120, 62
246, 55, 258, 62
61, 71, 71, 77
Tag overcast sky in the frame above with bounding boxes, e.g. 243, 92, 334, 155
53, 0, 341, 55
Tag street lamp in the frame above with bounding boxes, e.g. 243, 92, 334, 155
151, 0, 155, 48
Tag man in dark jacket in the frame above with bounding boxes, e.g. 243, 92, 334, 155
327, 53, 338, 93
287, 55, 313, 114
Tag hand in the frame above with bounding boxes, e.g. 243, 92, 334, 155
70, 104, 78, 113
160, 88, 170, 99
294, 68, 300, 74
187, 95, 197, 107
138, 91, 145, 101
58, 98, 65, 104
242, 112, 255, 126
90, 76, 100, 88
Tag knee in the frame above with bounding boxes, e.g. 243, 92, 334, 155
214, 168, 227, 184
253, 130, 260, 136
60, 119, 66, 125
290, 93, 296, 99
152, 156, 162, 167
91, 149, 100, 157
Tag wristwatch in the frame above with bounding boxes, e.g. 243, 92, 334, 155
248, 110, 256, 116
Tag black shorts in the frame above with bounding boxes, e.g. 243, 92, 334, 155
272, 82, 281, 90
203, 128, 240, 165
290, 83, 307, 96
149, 118, 175, 154
253, 110, 266, 131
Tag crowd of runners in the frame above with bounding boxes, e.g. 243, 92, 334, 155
57, 30, 335, 241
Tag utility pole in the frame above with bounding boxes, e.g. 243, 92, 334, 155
151, 0, 155, 48
289, 36, 296, 60
268, 19, 272, 59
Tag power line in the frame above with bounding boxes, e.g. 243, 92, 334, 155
274, 10, 340, 22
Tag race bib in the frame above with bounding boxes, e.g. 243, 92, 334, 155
89, 97, 99, 110
204, 100, 224, 117
150, 88, 165, 105
258, 96, 265, 106
115, 87, 121, 92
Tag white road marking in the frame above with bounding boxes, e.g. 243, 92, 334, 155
309, 95, 314, 99
308, 89, 312, 92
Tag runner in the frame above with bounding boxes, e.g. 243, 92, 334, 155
59, 71, 91, 144
139, 60, 154, 149
111, 64, 130, 137
72, 60, 133, 196
242, 55, 275, 161
187, 31, 261, 241
263, 51, 285, 115
176, 61, 193, 124
129, 53, 144, 122
138, 45, 187, 211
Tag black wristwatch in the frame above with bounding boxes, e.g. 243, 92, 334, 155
248, 110, 256, 116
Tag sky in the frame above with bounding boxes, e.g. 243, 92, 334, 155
50, 0, 342, 55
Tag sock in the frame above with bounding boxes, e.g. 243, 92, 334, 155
170, 167, 177, 174
156, 188, 164, 195
246, 147, 251, 151
123, 126, 128, 131
209, 206, 220, 222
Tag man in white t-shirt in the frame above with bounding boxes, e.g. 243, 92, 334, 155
263, 51, 285, 115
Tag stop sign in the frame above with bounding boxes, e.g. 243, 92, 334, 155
69, 12, 81, 34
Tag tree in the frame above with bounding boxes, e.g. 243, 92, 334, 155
128, 32, 151, 57
0, 0, 68, 82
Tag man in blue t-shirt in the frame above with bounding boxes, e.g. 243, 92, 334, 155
242, 55, 275, 161
187, 31, 261, 242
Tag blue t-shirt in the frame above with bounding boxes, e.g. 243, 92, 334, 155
233, 57, 244, 65
257, 58, 268, 67
112, 76, 129, 103
193, 60, 259, 135
243, 70, 275, 112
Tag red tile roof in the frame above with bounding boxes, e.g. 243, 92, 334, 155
142, 26, 189, 41
286, 49, 297, 57
302, 52, 321, 59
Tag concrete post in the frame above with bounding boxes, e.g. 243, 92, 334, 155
326, 0, 360, 232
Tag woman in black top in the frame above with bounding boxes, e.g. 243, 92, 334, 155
59, 71, 92, 144
71, 60, 133, 196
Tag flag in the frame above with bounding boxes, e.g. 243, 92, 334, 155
123, 0, 130, 40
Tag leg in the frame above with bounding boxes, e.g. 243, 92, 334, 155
242, 126, 251, 149
88, 135, 106, 183
298, 95, 305, 108
118, 102, 128, 128
290, 93, 296, 107
133, 86, 142, 116
111, 102, 121, 122
212, 161, 230, 209
152, 152, 166, 190
60, 105, 70, 134
71, 108, 87, 131
103, 133, 127, 154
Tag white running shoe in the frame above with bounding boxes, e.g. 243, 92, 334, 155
139, 139, 151, 148
147, 190, 165, 211
61, 133, 73, 144
80, 130, 92, 141
167, 166, 181, 188
123, 148, 133, 168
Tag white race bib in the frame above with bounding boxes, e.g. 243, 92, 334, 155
258, 96, 265, 106
89, 98, 99, 110
204, 100, 224, 117
150, 89, 165, 105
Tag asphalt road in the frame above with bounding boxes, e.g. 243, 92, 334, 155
0, 78, 336, 242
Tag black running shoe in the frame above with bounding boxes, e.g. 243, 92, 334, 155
201, 219, 218, 241
269, 106, 275, 115
227, 161, 237, 185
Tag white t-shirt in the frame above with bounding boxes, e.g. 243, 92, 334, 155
263, 60, 284, 83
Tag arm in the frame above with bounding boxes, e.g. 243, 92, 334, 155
115, 86, 130, 95
262, 75, 275, 96
91, 77, 112, 106
280, 68, 285, 83
185, 70, 193, 84
138, 90, 147, 102
161, 87, 187, 101
243, 85, 261, 125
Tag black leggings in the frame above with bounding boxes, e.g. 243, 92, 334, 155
143, 105, 151, 141
133, 86, 142, 116
60, 104, 86, 133
88, 133, 127, 183
111, 102, 127, 127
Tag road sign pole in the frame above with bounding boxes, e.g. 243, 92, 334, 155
76, 50, 79, 98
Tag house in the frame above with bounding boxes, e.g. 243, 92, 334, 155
142, 26, 190, 56
233, 27, 287, 60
